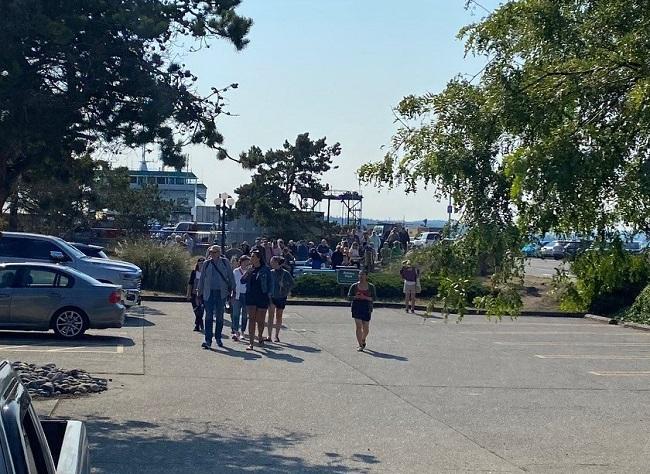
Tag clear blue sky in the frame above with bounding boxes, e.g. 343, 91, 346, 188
122, 0, 502, 221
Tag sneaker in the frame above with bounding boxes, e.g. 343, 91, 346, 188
232, 335, 239, 342
216, 340, 224, 348
193, 326, 200, 332
201, 342, 210, 350
231, 333, 237, 340
357, 346, 364, 352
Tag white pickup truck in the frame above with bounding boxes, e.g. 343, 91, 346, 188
0, 232, 142, 306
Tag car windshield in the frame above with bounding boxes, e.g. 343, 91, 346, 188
53, 237, 87, 259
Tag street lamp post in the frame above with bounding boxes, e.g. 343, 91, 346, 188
214, 193, 235, 250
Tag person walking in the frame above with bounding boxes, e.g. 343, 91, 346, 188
398, 227, 410, 252
187, 257, 205, 332
331, 245, 344, 269
369, 231, 381, 256
400, 260, 419, 313
296, 240, 309, 261
349, 241, 361, 268
348, 271, 377, 351
197, 245, 235, 349
241, 250, 272, 350
281, 246, 295, 275
231, 255, 250, 341
267, 256, 295, 342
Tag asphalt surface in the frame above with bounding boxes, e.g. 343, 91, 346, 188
2, 303, 649, 473
524, 257, 569, 278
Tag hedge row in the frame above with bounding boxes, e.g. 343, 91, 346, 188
292, 272, 487, 301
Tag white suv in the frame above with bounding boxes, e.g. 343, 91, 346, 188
0, 232, 142, 306
411, 232, 441, 249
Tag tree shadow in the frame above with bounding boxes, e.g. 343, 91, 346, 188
81, 416, 374, 473
362, 349, 408, 361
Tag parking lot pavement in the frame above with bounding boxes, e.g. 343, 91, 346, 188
6, 303, 650, 472
0, 307, 146, 375
524, 257, 569, 278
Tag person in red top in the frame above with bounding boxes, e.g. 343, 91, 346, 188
347, 271, 377, 351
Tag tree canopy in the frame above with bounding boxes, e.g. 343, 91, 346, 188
358, 0, 650, 314
235, 133, 341, 237
0, 0, 252, 212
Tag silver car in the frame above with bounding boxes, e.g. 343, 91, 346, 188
0, 263, 125, 338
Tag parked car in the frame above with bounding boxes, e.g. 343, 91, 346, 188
623, 241, 643, 254
67, 242, 109, 259
521, 242, 541, 257
563, 240, 591, 258
0, 263, 125, 338
540, 240, 568, 259
411, 232, 441, 249
0, 232, 141, 306
0, 360, 90, 473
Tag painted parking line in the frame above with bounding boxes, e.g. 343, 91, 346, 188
495, 342, 650, 347
589, 371, 650, 376
0, 345, 123, 354
535, 354, 650, 360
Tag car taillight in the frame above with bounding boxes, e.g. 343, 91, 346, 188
109, 291, 121, 304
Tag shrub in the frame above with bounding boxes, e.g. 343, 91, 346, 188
291, 274, 340, 297
623, 284, 650, 325
556, 244, 649, 314
116, 240, 192, 294
291, 270, 483, 301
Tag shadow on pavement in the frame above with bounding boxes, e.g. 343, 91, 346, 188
210, 345, 262, 360
136, 305, 167, 317
362, 349, 408, 361
280, 342, 322, 353
86, 417, 377, 473
0, 331, 135, 347
123, 316, 155, 327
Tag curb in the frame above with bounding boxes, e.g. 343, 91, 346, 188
584, 314, 650, 332
140, 295, 582, 317
584, 314, 618, 325
622, 321, 650, 332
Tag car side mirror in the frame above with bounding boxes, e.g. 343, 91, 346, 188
50, 251, 69, 262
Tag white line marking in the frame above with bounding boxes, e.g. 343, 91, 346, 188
48, 346, 85, 352
0, 345, 29, 350
0, 345, 123, 354
589, 371, 650, 376
495, 342, 650, 346
536, 354, 650, 360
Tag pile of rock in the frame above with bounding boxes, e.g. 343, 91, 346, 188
11, 362, 108, 398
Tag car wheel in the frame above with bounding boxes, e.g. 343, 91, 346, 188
52, 309, 87, 339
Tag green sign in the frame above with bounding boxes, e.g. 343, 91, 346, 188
337, 269, 360, 285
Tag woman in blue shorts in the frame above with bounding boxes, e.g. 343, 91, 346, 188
241, 251, 272, 350
347, 271, 377, 351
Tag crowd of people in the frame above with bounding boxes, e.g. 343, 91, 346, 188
186, 226, 420, 352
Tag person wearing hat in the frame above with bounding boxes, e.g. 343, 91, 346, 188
197, 245, 236, 349
400, 260, 420, 313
